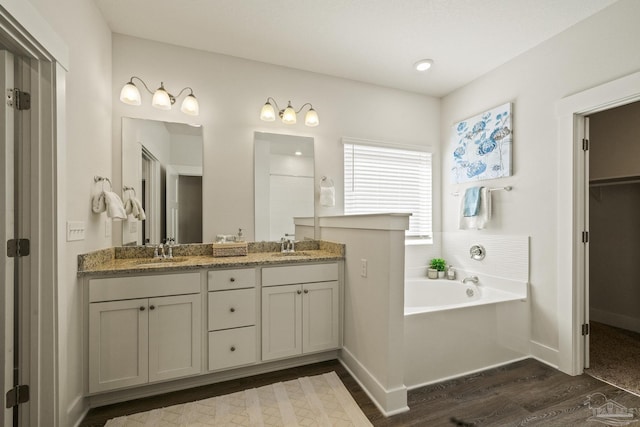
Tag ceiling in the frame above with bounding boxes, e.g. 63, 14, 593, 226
95, 0, 617, 97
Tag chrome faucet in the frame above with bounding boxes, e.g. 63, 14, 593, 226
462, 276, 479, 284
166, 238, 175, 259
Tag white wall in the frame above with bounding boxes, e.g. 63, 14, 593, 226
23, 0, 112, 425
440, 0, 640, 363
111, 34, 441, 243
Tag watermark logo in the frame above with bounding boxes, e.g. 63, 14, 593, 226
585, 392, 639, 426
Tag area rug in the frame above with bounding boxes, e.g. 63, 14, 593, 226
585, 321, 640, 396
104, 371, 372, 426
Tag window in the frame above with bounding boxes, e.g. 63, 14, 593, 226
343, 140, 432, 239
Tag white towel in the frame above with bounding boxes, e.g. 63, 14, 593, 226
320, 186, 335, 207
92, 192, 106, 213
459, 187, 491, 230
103, 191, 127, 220
125, 196, 146, 221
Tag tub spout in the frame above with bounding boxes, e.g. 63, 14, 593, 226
462, 276, 479, 284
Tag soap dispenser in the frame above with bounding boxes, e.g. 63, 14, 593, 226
446, 265, 456, 280
237, 228, 244, 242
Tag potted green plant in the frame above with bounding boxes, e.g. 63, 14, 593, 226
429, 258, 447, 279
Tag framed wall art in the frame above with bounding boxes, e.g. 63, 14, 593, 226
450, 102, 512, 184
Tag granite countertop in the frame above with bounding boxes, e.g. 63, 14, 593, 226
77, 240, 345, 277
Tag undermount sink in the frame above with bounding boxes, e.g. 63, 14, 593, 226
271, 252, 311, 257
134, 257, 189, 267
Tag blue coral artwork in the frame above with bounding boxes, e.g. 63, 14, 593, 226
450, 102, 512, 184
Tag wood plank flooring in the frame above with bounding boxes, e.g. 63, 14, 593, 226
80, 358, 640, 426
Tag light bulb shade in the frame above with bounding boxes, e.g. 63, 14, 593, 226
180, 94, 199, 116
260, 102, 276, 121
304, 108, 319, 127
152, 87, 172, 110
119, 82, 141, 106
282, 104, 297, 124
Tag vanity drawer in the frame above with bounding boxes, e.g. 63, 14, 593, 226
208, 326, 256, 371
208, 268, 256, 291
262, 263, 338, 287
208, 288, 256, 331
89, 272, 200, 302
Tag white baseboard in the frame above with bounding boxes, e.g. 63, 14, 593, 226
338, 347, 409, 417
590, 308, 640, 334
530, 340, 559, 368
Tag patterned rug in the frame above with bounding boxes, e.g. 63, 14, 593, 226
585, 321, 640, 396
104, 371, 372, 426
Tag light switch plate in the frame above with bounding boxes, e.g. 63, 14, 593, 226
66, 221, 86, 241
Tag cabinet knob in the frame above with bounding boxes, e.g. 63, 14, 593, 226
229, 307, 236, 313
304, 289, 309, 294
149, 305, 155, 310
139, 306, 145, 311
297, 290, 302, 295
230, 346, 236, 352
229, 277, 236, 282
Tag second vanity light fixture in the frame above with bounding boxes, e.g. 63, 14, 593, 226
120, 76, 200, 116
260, 97, 319, 127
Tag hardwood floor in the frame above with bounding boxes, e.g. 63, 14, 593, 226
80, 358, 640, 426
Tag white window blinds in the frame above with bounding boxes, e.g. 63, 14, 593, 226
344, 141, 432, 238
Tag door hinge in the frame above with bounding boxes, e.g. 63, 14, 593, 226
582, 138, 589, 151
582, 323, 590, 336
7, 238, 30, 257
5, 385, 29, 408
582, 231, 589, 243
6, 88, 31, 111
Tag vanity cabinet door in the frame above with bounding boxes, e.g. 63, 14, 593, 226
148, 294, 202, 382
302, 281, 340, 354
261, 284, 302, 361
89, 299, 149, 394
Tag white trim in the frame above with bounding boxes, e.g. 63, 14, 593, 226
556, 71, 640, 376
0, 0, 68, 68
318, 213, 410, 231
590, 309, 640, 335
338, 347, 409, 417
529, 340, 559, 368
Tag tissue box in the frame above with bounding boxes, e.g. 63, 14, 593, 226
212, 242, 248, 257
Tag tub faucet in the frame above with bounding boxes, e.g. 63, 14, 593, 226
462, 276, 479, 284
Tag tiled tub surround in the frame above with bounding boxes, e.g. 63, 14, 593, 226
77, 240, 345, 276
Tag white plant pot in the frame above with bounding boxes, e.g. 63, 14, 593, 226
437, 270, 445, 278
427, 268, 438, 279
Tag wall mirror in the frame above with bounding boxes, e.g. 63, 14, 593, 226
122, 117, 203, 246
254, 132, 315, 241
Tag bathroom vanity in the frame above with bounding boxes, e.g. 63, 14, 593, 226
78, 241, 344, 405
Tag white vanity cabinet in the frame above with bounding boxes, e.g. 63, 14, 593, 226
261, 263, 340, 361
88, 273, 202, 394
207, 268, 258, 371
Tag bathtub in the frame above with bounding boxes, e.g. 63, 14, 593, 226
404, 275, 530, 389
404, 278, 524, 315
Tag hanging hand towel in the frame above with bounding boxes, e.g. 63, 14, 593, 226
463, 186, 482, 217
320, 186, 335, 207
459, 187, 492, 230
125, 196, 146, 221
103, 191, 127, 220
92, 192, 106, 213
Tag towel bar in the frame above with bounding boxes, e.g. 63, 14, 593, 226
451, 185, 512, 196
94, 175, 112, 191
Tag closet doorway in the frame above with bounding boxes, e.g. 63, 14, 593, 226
586, 100, 640, 395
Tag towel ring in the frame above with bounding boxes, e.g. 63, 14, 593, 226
94, 175, 112, 191
320, 176, 334, 187
123, 186, 136, 196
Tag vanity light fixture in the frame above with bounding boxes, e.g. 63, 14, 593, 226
260, 97, 319, 127
414, 59, 434, 72
119, 76, 200, 116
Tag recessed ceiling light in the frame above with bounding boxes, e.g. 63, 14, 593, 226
414, 59, 433, 72
295, 151, 302, 156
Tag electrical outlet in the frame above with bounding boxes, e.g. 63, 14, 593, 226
66, 221, 86, 241
360, 259, 368, 278
105, 219, 111, 238
129, 221, 137, 233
